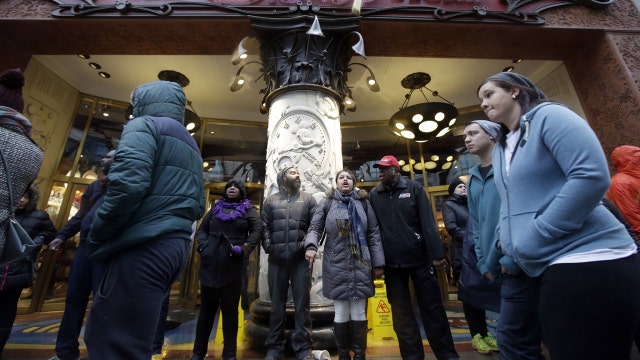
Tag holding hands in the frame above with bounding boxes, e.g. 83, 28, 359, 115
305, 248, 317, 268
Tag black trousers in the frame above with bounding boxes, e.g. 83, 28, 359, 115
0, 287, 22, 354
540, 254, 640, 360
385, 265, 459, 360
265, 256, 311, 357
462, 301, 488, 337
192, 281, 242, 359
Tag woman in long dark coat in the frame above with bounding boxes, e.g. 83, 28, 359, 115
305, 169, 385, 360
190, 178, 261, 360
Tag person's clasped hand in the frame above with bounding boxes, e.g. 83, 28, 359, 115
49, 238, 63, 251
432, 258, 447, 269
305, 248, 317, 268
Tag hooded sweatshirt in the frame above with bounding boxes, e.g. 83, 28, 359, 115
608, 145, 640, 239
492, 102, 635, 277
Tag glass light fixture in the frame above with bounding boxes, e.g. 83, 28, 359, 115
388, 72, 458, 142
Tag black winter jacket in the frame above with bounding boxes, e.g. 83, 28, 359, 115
261, 190, 316, 263
1, 206, 56, 290
442, 193, 468, 274
196, 204, 261, 288
369, 178, 444, 267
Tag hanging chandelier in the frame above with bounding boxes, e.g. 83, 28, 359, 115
389, 72, 458, 143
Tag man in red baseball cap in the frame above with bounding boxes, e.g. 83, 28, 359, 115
369, 155, 459, 360
373, 155, 400, 170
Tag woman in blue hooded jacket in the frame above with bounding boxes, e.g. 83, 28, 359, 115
477, 72, 640, 359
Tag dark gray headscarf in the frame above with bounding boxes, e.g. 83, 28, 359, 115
487, 72, 547, 101
469, 120, 501, 140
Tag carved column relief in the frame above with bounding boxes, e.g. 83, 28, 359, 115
259, 91, 342, 305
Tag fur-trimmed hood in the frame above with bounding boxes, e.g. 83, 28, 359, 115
324, 187, 368, 200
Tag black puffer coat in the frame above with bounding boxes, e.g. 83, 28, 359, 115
0, 192, 56, 290
261, 165, 317, 263
442, 193, 468, 277
305, 189, 385, 300
196, 204, 261, 288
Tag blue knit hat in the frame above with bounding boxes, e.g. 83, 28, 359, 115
469, 120, 501, 140
487, 72, 546, 101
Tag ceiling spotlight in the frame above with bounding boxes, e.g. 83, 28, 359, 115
89, 62, 102, 70
512, 59, 523, 63
232, 36, 251, 65
78, 54, 90, 59
503, 66, 515, 72
229, 61, 263, 92
98, 72, 110, 78
343, 95, 357, 112
349, 62, 380, 92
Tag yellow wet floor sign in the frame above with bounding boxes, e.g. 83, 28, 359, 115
368, 279, 396, 340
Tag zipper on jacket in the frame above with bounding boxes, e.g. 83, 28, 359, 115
519, 116, 530, 148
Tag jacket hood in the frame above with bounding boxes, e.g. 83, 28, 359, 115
276, 164, 297, 193
130, 80, 186, 123
448, 193, 467, 205
16, 184, 39, 214
325, 187, 368, 200
611, 145, 640, 177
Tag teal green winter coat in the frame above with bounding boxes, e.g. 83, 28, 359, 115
87, 80, 205, 261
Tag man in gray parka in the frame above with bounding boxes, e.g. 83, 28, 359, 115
261, 164, 317, 360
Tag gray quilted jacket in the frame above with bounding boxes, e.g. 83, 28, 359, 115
305, 189, 385, 300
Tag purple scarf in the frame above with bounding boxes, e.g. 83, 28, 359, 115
213, 198, 251, 222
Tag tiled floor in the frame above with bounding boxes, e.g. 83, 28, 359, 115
3, 297, 638, 360
3, 298, 486, 359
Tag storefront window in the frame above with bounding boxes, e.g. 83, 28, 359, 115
32, 97, 130, 312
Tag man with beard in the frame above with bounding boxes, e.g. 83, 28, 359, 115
261, 164, 317, 360
368, 155, 459, 360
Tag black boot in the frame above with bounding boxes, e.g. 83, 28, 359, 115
350, 320, 368, 360
333, 321, 351, 360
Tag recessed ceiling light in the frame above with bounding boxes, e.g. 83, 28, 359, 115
512, 59, 523, 63
78, 54, 91, 59
89, 62, 102, 70
503, 66, 515, 72
98, 72, 111, 78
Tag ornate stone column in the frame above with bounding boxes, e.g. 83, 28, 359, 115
242, 4, 366, 352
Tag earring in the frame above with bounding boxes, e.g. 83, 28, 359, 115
512, 94, 517, 99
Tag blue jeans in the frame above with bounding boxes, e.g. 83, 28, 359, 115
385, 265, 458, 360
55, 244, 105, 360
84, 237, 190, 360
498, 273, 544, 360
